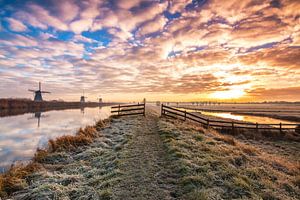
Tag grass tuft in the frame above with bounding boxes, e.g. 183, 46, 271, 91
33, 148, 49, 163
49, 125, 99, 152
0, 162, 43, 197
215, 136, 236, 145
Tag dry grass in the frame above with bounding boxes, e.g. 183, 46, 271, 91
48, 123, 104, 152
0, 118, 110, 198
158, 118, 300, 199
214, 135, 236, 145
0, 162, 43, 197
296, 125, 300, 134
217, 126, 300, 142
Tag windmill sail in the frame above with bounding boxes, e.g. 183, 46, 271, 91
28, 82, 51, 101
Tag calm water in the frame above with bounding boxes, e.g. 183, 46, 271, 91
200, 111, 298, 128
0, 106, 111, 172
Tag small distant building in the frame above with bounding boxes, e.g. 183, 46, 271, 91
80, 96, 86, 103
80, 90, 87, 103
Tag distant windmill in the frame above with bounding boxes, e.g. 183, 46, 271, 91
28, 82, 50, 102
80, 91, 87, 103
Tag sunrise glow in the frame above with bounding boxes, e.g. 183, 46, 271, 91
0, 0, 299, 102
210, 89, 246, 99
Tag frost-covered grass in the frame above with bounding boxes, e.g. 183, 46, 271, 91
158, 118, 300, 199
1, 110, 299, 199
0, 117, 129, 199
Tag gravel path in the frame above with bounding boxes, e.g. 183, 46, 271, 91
112, 108, 177, 200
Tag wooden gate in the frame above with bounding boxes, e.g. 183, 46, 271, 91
111, 103, 145, 117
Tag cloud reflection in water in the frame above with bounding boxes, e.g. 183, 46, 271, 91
0, 106, 111, 172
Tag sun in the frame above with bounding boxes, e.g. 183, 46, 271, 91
210, 89, 245, 99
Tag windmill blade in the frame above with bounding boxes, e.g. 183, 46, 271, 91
28, 89, 36, 92
41, 91, 51, 93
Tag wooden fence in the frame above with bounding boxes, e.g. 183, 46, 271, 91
161, 104, 299, 132
111, 103, 145, 117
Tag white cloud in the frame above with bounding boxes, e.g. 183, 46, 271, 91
18, 3, 69, 31
6, 18, 27, 32
70, 18, 93, 34
138, 15, 167, 36
56, 0, 79, 22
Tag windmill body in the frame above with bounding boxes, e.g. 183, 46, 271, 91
80, 91, 87, 103
28, 82, 50, 102
80, 96, 86, 103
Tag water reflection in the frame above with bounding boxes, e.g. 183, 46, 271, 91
0, 106, 111, 172
27, 112, 48, 127
200, 111, 297, 127
201, 112, 244, 121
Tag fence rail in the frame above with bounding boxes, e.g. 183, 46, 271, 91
111, 103, 145, 117
161, 104, 300, 132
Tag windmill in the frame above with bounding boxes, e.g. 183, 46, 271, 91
28, 82, 50, 102
80, 90, 87, 103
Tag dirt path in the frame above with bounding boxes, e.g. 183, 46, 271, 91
112, 107, 177, 200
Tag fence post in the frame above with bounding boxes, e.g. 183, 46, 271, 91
118, 104, 120, 115
161, 104, 163, 116
143, 102, 146, 116
232, 121, 234, 133
184, 110, 187, 121
256, 122, 258, 132
207, 119, 210, 128
279, 122, 282, 134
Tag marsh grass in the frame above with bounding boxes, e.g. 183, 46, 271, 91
0, 162, 43, 197
0, 118, 110, 198
218, 126, 300, 142
158, 118, 300, 199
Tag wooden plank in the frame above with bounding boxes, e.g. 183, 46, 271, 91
186, 112, 207, 121
163, 113, 179, 119
185, 115, 206, 125
163, 105, 186, 114
111, 104, 145, 109
111, 107, 144, 113
164, 109, 185, 118
114, 112, 144, 117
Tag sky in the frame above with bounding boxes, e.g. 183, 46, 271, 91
0, 0, 299, 102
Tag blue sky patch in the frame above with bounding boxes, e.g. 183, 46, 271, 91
82, 29, 112, 46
